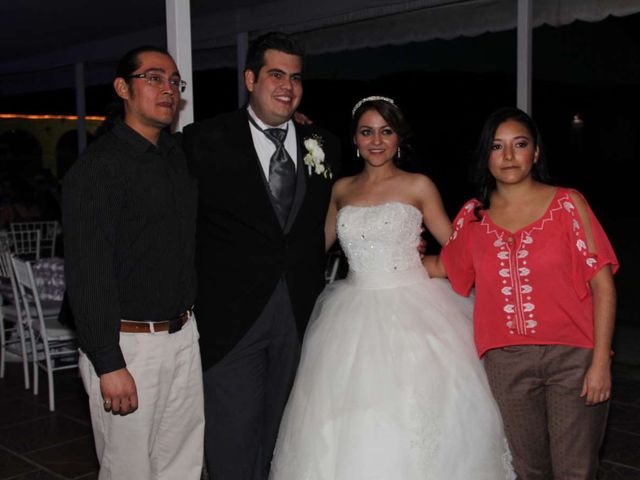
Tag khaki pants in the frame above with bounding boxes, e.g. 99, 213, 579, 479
80, 317, 204, 480
484, 345, 608, 480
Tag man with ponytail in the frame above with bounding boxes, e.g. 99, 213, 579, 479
63, 46, 204, 479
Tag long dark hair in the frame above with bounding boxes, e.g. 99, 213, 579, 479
473, 107, 551, 217
351, 99, 412, 162
97, 45, 171, 136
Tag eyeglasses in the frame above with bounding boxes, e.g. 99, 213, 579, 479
127, 71, 187, 93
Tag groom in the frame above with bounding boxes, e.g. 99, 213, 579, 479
182, 32, 340, 479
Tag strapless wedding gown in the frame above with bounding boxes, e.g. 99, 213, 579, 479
270, 202, 515, 480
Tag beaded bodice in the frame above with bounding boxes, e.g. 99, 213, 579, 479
337, 202, 423, 273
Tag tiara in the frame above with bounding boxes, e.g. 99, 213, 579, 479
351, 96, 396, 117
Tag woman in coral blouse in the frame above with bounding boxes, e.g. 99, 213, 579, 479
426, 107, 618, 480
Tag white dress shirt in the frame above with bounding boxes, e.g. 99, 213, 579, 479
247, 106, 297, 180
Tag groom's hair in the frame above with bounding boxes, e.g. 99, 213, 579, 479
244, 32, 305, 78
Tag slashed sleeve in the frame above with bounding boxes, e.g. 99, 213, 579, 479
441, 200, 479, 297
563, 190, 619, 300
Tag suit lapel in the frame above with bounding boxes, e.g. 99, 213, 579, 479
235, 112, 317, 234
232, 111, 282, 232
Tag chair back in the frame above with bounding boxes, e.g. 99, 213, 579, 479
0, 231, 10, 250
0, 244, 31, 387
11, 221, 61, 258
0, 244, 22, 306
325, 251, 342, 284
7, 229, 42, 260
10, 256, 45, 332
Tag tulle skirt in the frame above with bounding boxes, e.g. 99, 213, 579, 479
270, 266, 514, 480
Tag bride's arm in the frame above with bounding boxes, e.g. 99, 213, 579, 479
325, 200, 338, 252
325, 179, 346, 252
422, 255, 447, 278
415, 175, 452, 246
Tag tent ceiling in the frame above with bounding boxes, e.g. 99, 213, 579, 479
2, 0, 639, 95
1, 1, 163, 63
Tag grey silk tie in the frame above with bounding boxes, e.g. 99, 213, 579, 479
262, 127, 297, 225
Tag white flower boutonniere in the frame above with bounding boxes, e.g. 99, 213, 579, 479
303, 135, 332, 179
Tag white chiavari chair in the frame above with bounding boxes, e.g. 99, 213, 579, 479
10, 220, 61, 258
0, 245, 31, 388
11, 255, 77, 411
7, 228, 41, 260
325, 249, 343, 284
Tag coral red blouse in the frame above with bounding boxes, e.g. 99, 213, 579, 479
441, 188, 619, 357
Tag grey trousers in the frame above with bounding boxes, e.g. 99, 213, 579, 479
484, 345, 609, 480
202, 281, 301, 480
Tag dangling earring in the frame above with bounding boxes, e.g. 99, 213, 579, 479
397, 147, 401, 159
356, 149, 360, 158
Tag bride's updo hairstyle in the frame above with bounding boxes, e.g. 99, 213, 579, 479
351, 96, 412, 161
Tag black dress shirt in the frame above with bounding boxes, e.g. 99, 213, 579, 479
63, 120, 197, 376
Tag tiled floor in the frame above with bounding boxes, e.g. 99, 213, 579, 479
1, 338, 639, 479
0, 365, 97, 479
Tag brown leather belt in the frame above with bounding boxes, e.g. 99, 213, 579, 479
120, 309, 192, 334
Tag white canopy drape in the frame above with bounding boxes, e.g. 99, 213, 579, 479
1, 0, 639, 94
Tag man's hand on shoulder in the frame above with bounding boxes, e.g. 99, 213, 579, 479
100, 368, 138, 415
293, 111, 313, 125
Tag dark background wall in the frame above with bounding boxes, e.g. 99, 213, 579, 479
1, 13, 637, 322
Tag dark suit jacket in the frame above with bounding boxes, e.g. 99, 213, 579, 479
182, 109, 340, 369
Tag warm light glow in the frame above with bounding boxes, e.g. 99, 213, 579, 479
0, 113, 105, 121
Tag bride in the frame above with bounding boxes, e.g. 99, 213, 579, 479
269, 96, 515, 480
